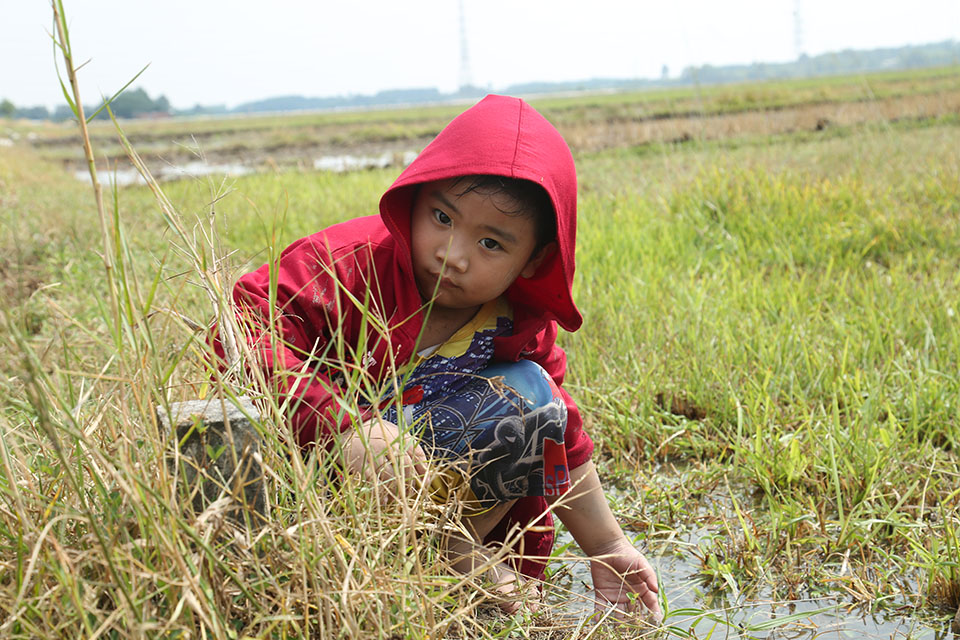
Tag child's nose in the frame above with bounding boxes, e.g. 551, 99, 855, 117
439, 237, 469, 272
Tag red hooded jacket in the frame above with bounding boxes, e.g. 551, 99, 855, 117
234, 95, 592, 578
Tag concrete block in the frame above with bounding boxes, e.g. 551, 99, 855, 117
156, 396, 266, 524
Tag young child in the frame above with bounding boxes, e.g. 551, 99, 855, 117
232, 95, 661, 619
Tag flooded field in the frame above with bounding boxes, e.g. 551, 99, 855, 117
540, 475, 956, 639
73, 151, 419, 186
2, 69, 958, 638
14, 67, 959, 187
547, 528, 950, 639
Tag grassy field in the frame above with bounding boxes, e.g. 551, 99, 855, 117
1, 66, 959, 638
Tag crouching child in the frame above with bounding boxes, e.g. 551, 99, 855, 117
229, 95, 661, 619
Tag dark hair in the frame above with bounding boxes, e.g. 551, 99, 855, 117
450, 175, 556, 252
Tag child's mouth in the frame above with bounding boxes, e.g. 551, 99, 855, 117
429, 272, 458, 289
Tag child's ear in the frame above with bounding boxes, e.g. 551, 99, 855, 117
520, 242, 557, 279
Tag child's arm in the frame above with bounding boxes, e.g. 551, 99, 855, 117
231, 234, 368, 448
548, 460, 661, 620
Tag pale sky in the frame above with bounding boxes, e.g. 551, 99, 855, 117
3, 0, 958, 110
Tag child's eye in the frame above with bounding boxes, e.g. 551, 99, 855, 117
479, 238, 501, 251
433, 209, 451, 225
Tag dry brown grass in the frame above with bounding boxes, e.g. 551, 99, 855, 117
560, 88, 960, 151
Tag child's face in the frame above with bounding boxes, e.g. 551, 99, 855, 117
410, 179, 548, 313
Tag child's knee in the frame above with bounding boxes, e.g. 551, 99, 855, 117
480, 360, 562, 412
466, 360, 569, 501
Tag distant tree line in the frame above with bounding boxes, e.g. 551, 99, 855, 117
91, 87, 171, 119
0, 99, 74, 121
678, 39, 960, 84
229, 87, 451, 114
228, 39, 960, 114
3, 40, 959, 121
0, 87, 171, 121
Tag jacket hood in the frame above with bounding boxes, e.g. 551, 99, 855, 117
379, 94, 582, 332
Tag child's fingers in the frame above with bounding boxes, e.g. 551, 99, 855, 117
342, 420, 431, 501
627, 561, 659, 594
626, 579, 661, 619
624, 559, 661, 612
635, 584, 661, 617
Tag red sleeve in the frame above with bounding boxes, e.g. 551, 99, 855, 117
231, 235, 367, 449
521, 321, 594, 469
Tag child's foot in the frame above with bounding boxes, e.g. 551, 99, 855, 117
446, 535, 539, 614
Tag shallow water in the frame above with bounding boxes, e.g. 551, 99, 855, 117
313, 150, 418, 172
72, 151, 419, 185
544, 526, 951, 639
74, 161, 253, 186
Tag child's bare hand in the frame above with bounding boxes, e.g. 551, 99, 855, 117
341, 419, 427, 493
589, 536, 661, 623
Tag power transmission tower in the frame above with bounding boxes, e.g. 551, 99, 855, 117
793, 0, 805, 59
459, 0, 473, 90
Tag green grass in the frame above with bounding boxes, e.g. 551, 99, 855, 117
1, 76, 959, 637
567, 121, 959, 629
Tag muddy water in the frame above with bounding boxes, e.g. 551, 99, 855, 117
543, 526, 949, 638
539, 473, 952, 638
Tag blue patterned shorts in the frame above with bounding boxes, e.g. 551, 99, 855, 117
382, 360, 570, 503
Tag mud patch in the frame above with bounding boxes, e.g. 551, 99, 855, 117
655, 392, 707, 421
0, 249, 48, 335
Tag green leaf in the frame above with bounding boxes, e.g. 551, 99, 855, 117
86, 63, 151, 123
742, 605, 838, 631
